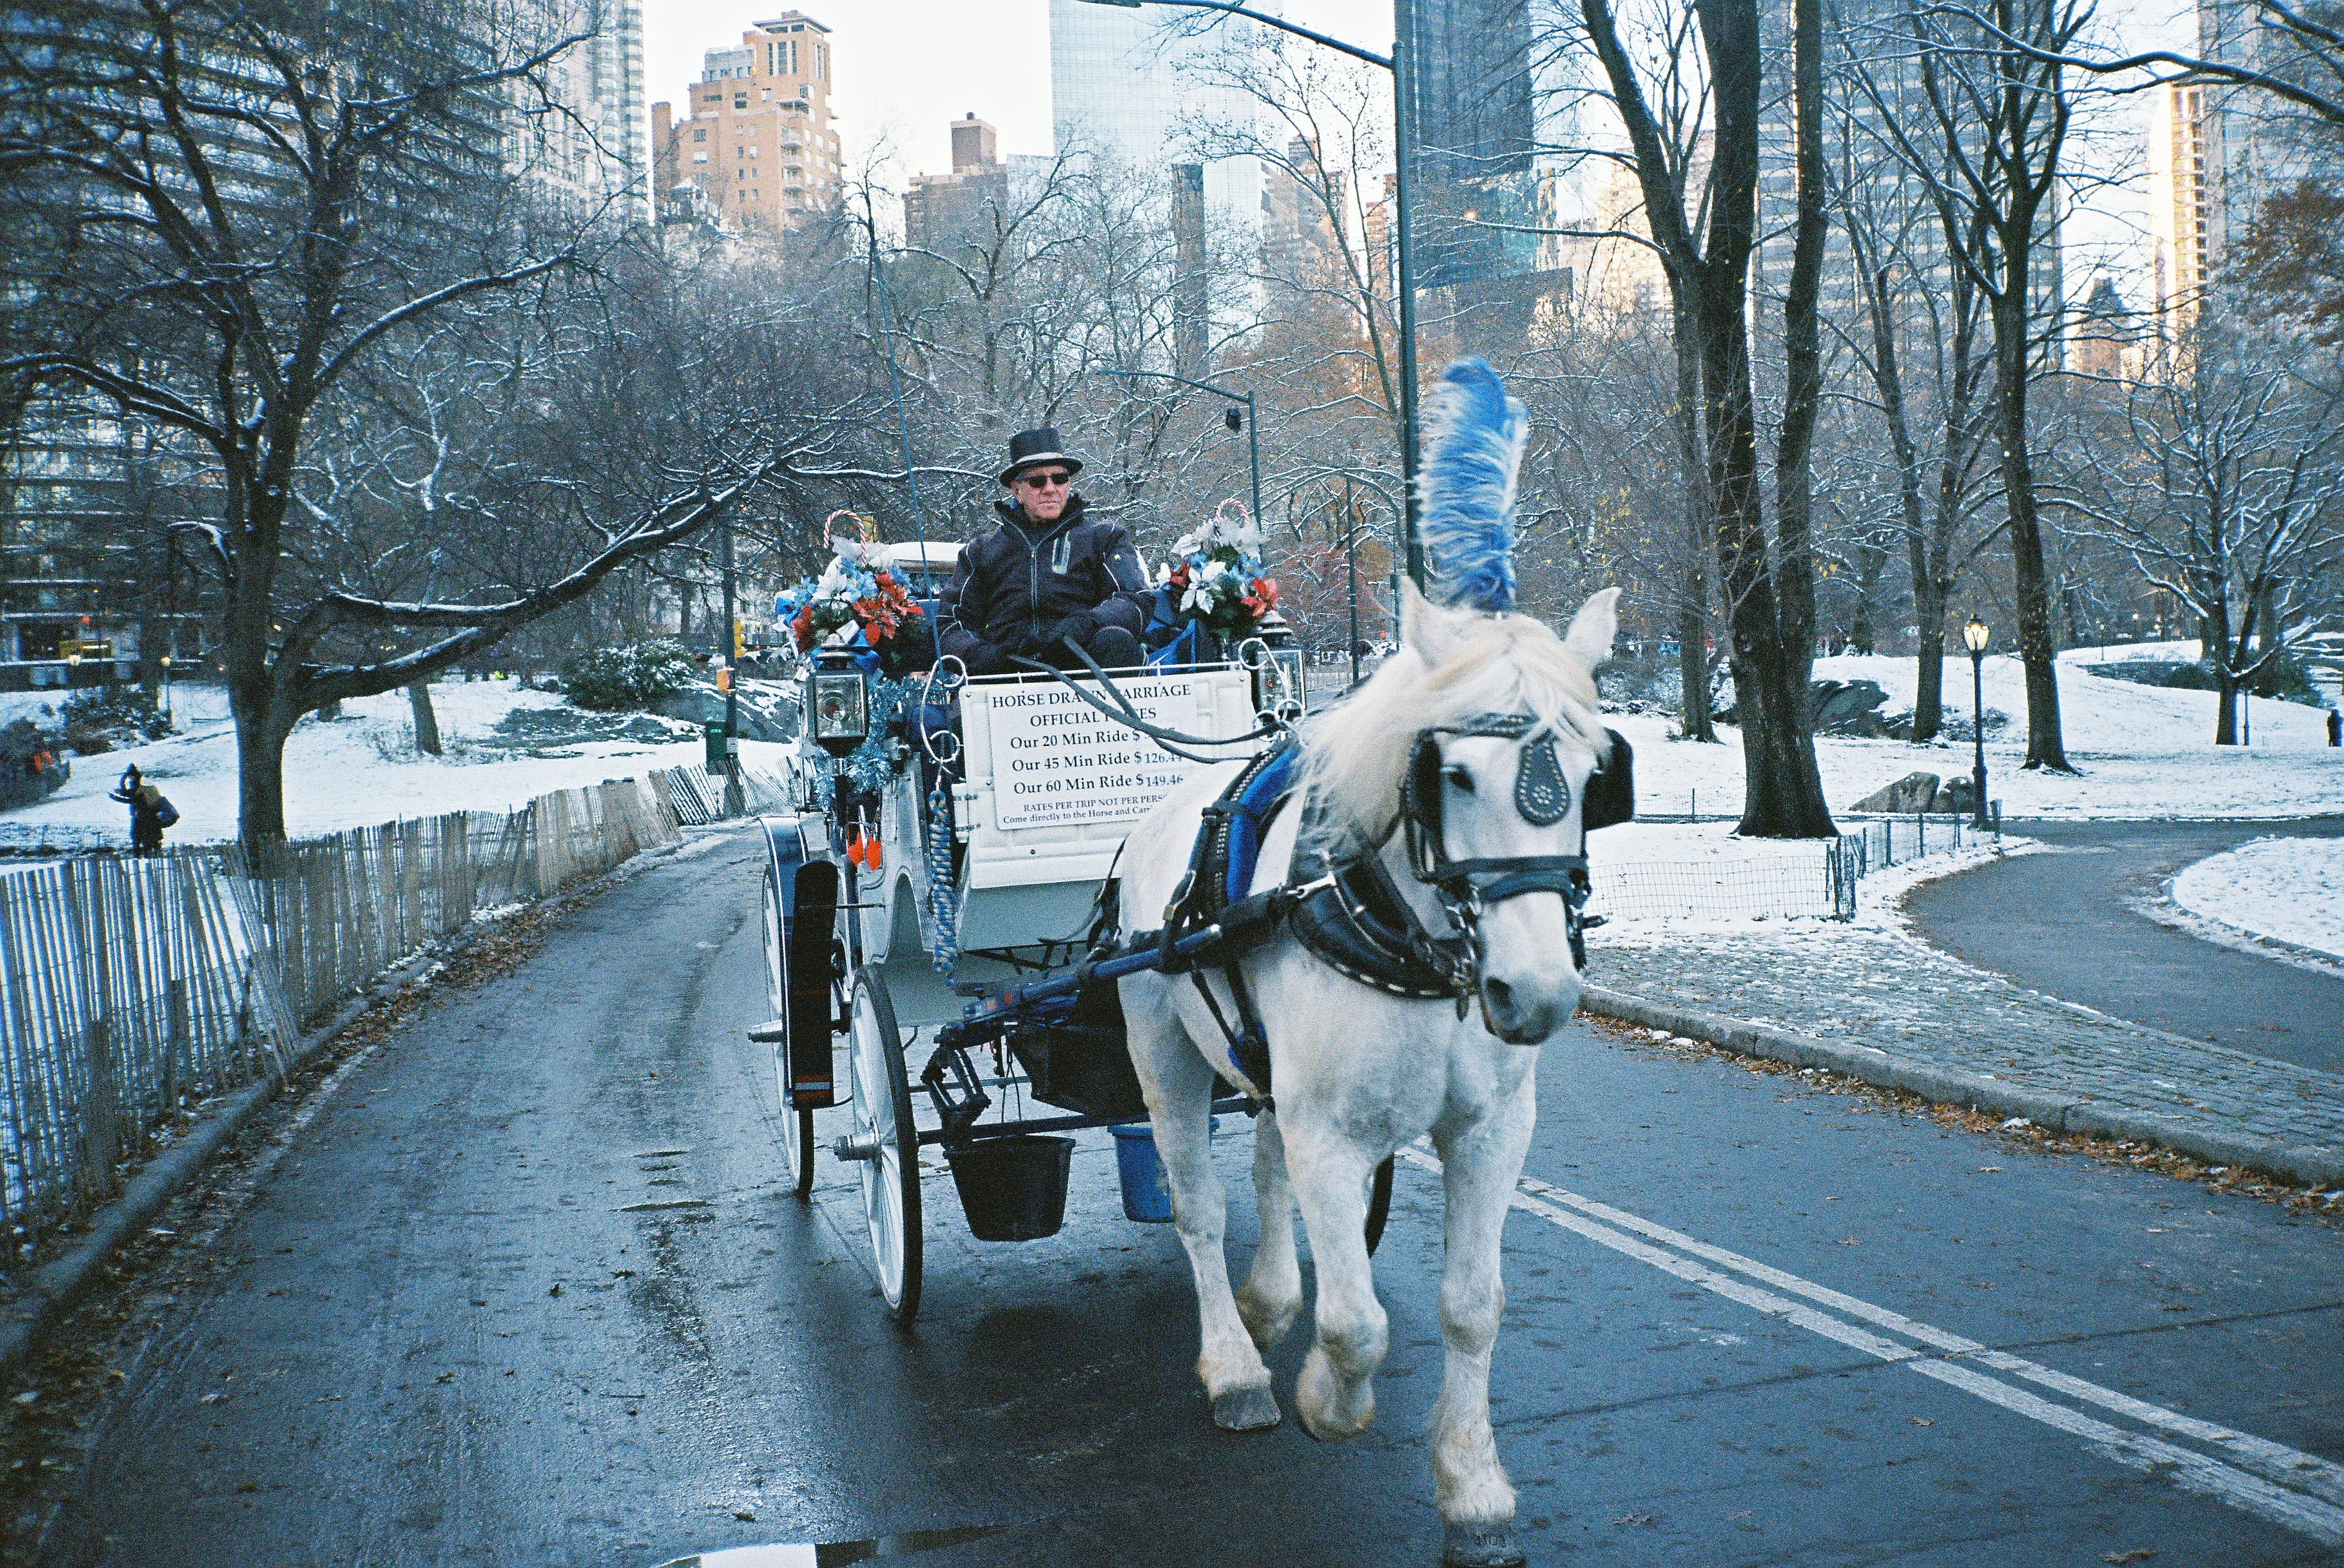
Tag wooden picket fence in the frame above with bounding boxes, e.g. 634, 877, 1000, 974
0, 771, 702, 1244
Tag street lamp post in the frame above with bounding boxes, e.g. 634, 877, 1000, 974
159, 655, 173, 726
719, 503, 744, 818
1344, 474, 1361, 690
1962, 616, 1991, 831
1103, 367, 1261, 526
1080, 0, 1422, 586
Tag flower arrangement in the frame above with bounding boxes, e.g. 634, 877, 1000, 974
1157, 499, 1279, 640
773, 513, 930, 677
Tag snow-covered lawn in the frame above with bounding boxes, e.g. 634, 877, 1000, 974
1610, 644, 2344, 821
2171, 837, 2344, 960
0, 680, 796, 851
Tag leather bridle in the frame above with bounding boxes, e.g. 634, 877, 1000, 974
1398, 713, 1602, 1015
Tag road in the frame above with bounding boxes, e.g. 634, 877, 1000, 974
28, 832, 2344, 1567
1904, 818, 2344, 1071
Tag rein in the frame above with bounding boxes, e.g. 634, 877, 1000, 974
1006, 641, 1291, 764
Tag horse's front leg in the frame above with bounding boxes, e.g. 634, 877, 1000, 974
1234, 1109, 1301, 1353
1121, 971, 1281, 1431
1285, 1121, 1387, 1441
1428, 1083, 1536, 1568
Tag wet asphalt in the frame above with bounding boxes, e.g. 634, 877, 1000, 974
1903, 819, 2344, 1070
43, 830, 2344, 1567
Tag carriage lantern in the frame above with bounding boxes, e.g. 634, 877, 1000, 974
1244, 615, 1308, 722
806, 650, 871, 757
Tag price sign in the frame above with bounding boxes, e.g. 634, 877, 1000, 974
980, 676, 1230, 830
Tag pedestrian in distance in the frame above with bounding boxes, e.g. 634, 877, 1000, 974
108, 763, 178, 856
2329, 707, 2341, 748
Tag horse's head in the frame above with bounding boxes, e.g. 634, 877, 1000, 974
1294, 360, 1627, 1044
1401, 583, 1620, 1041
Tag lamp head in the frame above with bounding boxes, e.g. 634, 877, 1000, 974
1962, 616, 1990, 655
806, 650, 871, 758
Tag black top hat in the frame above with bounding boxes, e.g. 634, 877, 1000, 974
998, 427, 1085, 487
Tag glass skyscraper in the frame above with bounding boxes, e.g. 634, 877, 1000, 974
1047, 0, 1272, 241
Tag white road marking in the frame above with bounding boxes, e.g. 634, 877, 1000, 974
1395, 1147, 2344, 1546
1511, 1172, 2344, 1511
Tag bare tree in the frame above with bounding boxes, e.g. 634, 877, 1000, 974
1568, 0, 1839, 834
1847, 0, 2091, 771
1826, 28, 2002, 736
2071, 324, 2344, 742
0, 1, 852, 846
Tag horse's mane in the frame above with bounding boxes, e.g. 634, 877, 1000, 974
1293, 596, 1605, 857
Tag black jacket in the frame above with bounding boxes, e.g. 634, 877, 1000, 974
939, 496, 1148, 673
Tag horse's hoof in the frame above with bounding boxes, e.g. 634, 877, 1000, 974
1210, 1386, 1281, 1431
1440, 1522, 1526, 1567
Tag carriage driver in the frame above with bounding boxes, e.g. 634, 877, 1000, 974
940, 427, 1150, 675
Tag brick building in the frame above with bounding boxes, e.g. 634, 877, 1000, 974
652, 12, 843, 234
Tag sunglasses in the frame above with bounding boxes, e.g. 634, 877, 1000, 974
1018, 470, 1072, 490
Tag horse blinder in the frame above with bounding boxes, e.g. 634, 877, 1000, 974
1582, 728, 1634, 831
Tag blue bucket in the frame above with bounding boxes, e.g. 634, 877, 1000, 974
1111, 1119, 1215, 1223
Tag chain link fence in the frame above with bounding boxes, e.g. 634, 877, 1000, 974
1594, 815, 1983, 925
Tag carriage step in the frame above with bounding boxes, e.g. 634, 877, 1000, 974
746, 1020, 789, 1043
833, 1134, 884, 1162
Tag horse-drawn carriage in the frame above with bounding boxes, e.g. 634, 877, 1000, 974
753, 628, 1390, 1326
749, 362, 1634, 1567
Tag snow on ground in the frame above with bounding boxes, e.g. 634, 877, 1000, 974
1609, 644, 2344, 822
2171, 837, 2344, 960
0, 680, 797, 852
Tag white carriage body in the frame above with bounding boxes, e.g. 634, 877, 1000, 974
951, 668, 1264, 951
825, 664, 1268, 1024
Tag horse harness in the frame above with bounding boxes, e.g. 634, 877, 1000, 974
1129, 715, 1635, 1103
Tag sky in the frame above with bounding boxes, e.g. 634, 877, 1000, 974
641, 0, 2194, 286
642, 1, 1389, 180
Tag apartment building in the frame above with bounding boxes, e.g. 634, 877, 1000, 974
652, 12, 844, 234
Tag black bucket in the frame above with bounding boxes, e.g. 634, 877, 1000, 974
945, 1135, 1075, 1241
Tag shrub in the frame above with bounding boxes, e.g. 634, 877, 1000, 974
61, 685, 170, 753
558, 640, 699, 711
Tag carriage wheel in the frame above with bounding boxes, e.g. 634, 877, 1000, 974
848, 965, 923, 1325
1364, 1155, 1395, 1257
764, 862, 817, 1199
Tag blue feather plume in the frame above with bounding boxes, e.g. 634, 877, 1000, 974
1417, 358, 1526, 613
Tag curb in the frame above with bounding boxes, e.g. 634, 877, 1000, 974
0, 828, 734, 1383
1579, 984, 2344, 1190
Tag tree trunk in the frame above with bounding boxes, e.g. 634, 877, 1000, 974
409, 681, 443, 755
1912, 597, 1947, 741
234, 699, 293, 850
1699, 0, 1831, 837
1991, 289, 2071, 771
1671, 295, 1717, 743
2215, 677, 2241, 745
1677, 594, 1714, 741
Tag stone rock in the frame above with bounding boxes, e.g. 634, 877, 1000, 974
652, 679, 799, 744
1716, 677, 1892, 735
1932, 775, 1979, 815
1852, 771, 1942, 814
1812, 679, 1892, 737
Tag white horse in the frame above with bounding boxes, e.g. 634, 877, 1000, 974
1118, 577, 1619, 1568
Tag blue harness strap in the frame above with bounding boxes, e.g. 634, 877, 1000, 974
1222, 743, 1297, 904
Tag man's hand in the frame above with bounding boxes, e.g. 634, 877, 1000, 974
958, 641, 1014, 677
1043, 610, 1100, 651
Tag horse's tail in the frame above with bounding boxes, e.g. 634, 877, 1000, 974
1416, 358, 1526, 615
